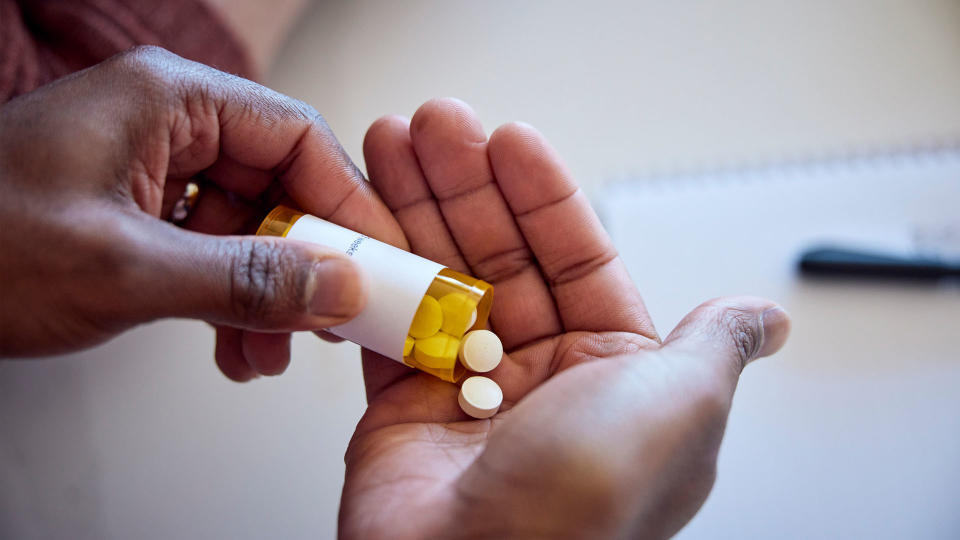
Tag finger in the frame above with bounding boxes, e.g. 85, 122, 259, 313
179, 181, 260, 235
408, 99, 562, 350
107, 47, 403, 248
487, 122, 658, 341
172, 62, 404, 246
663, 296, 791, 392
122, 216, 368, 331
215, 326, 257, 382
199, 154, 275, 202
363, 115, 462, 268
241, 330, 292, 376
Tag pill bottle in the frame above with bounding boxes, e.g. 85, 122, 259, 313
257, 206, 493, 382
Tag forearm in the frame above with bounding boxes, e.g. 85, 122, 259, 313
1, 0, 252, 103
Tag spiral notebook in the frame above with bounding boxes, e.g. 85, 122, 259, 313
598, 147, 960, 540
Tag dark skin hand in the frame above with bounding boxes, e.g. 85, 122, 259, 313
0, 46, 403, 380
0, 49, 791, 539
339, 99, 791, 539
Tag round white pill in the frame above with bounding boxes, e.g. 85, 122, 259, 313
458, 376, 503, 419
458, 329, 503, 373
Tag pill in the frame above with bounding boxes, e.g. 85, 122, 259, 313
458, 376, 503, 419
414, 332, 460, 369
409, 295, 443, 339
403, 336, 415, 357
458, 330, 503, 373
438, 293, 478, 336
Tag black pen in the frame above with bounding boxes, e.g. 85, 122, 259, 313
798, 246, 960, 279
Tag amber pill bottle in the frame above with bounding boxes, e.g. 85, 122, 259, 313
257, 206, 493, 382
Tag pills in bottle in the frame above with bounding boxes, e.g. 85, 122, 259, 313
458, 376, 503, 419
458, 330, 503, 373
438, 293, 478, 335
409, 296, 443, 339
414, 332, 461, 369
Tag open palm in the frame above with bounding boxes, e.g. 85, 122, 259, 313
339, 99, 789, 539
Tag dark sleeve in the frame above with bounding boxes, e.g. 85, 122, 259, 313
1, 0, 252, 103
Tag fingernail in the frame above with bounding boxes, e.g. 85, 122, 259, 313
758, 306, 791, 358
309, 257, 367, 319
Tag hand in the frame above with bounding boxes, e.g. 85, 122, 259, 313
0, 46, 404, 382
340, 99, 791, 539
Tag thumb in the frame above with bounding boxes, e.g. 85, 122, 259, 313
663, 296, 791, 382
126, 222, 367, 330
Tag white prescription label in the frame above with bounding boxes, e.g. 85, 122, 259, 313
285, 215, 444, 362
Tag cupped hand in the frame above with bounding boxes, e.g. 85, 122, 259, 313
0, 46, 404, 379
340, 99, 790, 539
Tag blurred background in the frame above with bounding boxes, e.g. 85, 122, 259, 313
2, 1, 959, 538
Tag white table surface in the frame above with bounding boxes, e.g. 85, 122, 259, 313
2, 1, 959, 538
